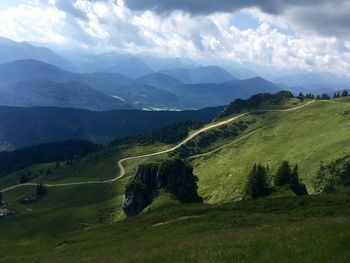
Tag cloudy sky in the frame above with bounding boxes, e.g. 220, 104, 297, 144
0, 0, 350, 75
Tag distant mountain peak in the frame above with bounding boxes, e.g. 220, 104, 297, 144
158, 66, 235, 84
104, 57, 154, 78
0, 37, 73, 70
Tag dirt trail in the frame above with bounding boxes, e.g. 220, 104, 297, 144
0, 100, 316, 193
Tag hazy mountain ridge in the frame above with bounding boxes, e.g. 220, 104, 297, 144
159, 66, 236, 84
0, 59, 281, 110
0, 79, 131, 111
0, 37, 73, 71
273, 72, 350, 94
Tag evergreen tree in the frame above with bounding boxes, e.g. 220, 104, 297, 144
0, 191, 3, 203
36, 182, 47, 197
341, 90, 349, 97
321, 93, 331, 100
305, 93, 315, 99
274, 161, 308, 195
289, 164, 308, 195
274, 160, 292, 186
46, 168, 53, 176
20, 174, 30, 184
244, 164, 271, 199
333, 92, 340, 99
297, 92, 304, 100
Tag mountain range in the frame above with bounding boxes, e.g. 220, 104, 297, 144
2, 37, 348, 99
0, 59, 282, 110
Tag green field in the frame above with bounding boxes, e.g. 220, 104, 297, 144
1, 96, 350, 262
1, 190, 350, 262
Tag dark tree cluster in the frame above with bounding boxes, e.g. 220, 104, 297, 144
274, 161, 308, 196
0, 140, 99, 178
36, 182, 47, 197
313, 156, 350, 193
20, 173, 31, 184
112, 121, 204, 146
244, 161, 308, 199
218, 91, 294, 118
299, 90, 349, 101
297, 92, 316, 100
244, 164, 271, 199
315, 93, 331, 100
333, 90, 349, 99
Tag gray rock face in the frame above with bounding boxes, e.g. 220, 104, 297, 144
122, 158, 202, 217
122, 163, 159, 217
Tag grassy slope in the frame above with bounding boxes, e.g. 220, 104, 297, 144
191, 98, 350, 202
1, 190, 350, 262
1, 97, 350, 262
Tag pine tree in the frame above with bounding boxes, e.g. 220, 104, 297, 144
341, 90, 349, 97
274, 160, 292, 186
36, 182, 47, 197
46, 168, 53, 176
297, 92, 304, 100
274, 161, 308, 195
20, 174, 29, 184
333, 92, 340, 99
289, 164, 308, 195
0, 191, 3, 203
244, 164, 271, 199
321, 93, 330, 100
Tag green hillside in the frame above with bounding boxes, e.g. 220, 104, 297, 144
1, 94, 350, 262
1, 189, 350, 262
189, 97, 350, 202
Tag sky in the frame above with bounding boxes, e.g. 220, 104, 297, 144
0, 0, 349, 75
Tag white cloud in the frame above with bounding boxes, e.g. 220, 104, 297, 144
0, 0, 349, 76
0, 3, 67, 44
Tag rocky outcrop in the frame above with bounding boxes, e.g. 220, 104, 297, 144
122, 158, 202, 217
122, 163, 159, 217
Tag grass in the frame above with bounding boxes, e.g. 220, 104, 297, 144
1, 189, 350, 262
0, 142, 171, 224
1, 97, 350, 262
190, 98, 350, 203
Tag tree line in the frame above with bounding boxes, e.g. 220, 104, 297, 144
297, 90, 349, 101
0, 140, 99, 178
112, 121, 204, 146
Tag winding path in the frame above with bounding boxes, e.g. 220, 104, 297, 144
0, 100, 315, 193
